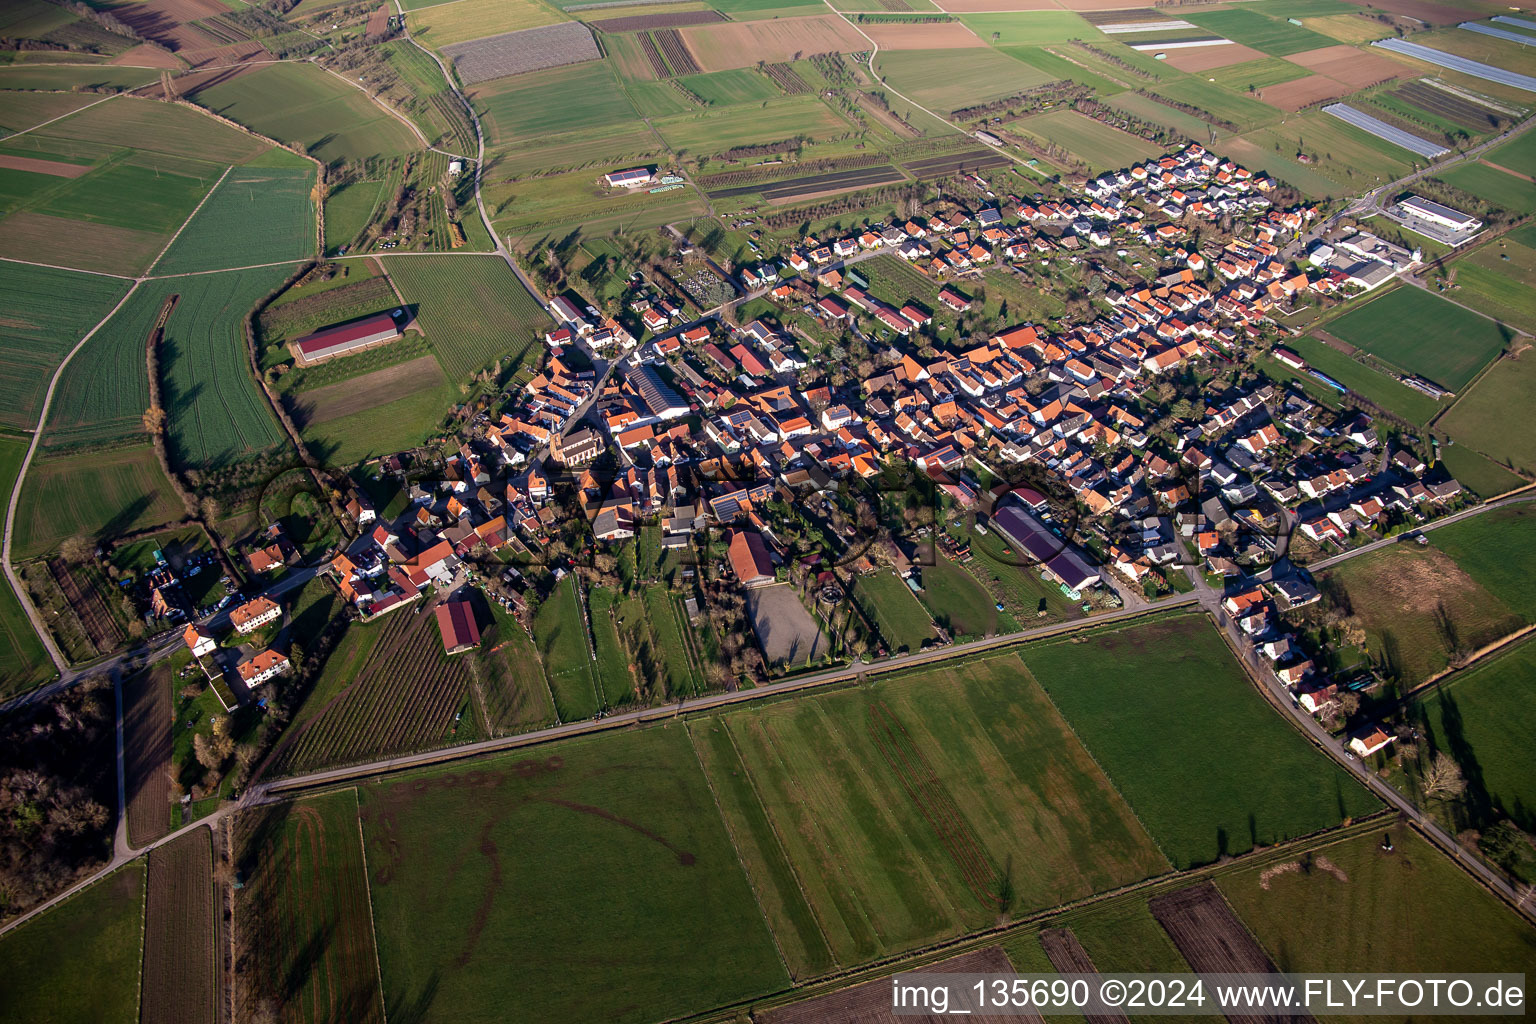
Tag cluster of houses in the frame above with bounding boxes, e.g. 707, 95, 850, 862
180, 594, 291, 710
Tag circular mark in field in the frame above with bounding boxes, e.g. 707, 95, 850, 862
678, 851, 696, 866
545, 756, 563, 771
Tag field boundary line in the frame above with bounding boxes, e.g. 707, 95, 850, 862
351, 787, 391, 1024
0, 255, 134, 280
134, 849, 148, 1024
147, 258, 307, 281
1, 280, 142, 675
683, 720, 796, 979
147, 164, 235, 276
2, 92, 119, 142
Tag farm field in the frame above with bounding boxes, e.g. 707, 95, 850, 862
152, 158, 317, 274
237, 789, 385, 1024
1243, 108, 1417, 189
13, 445, 183, 559
998, 45, 1127, 97
140, 829, 218, 1024
652, 94, 850, 155
1441, 352, 1536, 476
155, 266, 294, 468
1325, 286, 1511, 392
0, 433, 53, 697
1151, 77, 1281, 133
322, 177, 385, 254
1182, 8, 1336, 54
955, 11, 1100, 44
1206, 55, 1309, 91
1291, 334, 1444, 425
358, 726, 789, 1024
292, 363, 456, 467
1483, 128, 1536, 176
33, 95, 270, 164
1022, 612, 1379, 867
1435, 442, 1526, 500
272, 609, 479, 775
1435, 160, 1536, 215
471, 62, 638, 144
122, 664, 173, 848
850, 569, 935, 652
0, 263, 130, 431
0, 862, 146, 1024
680, 67, 783, 105
380, 254, 550, 382
1219, 826, 1536, 972
188, 62, 418, 165
0, 65, 157, 91
696, 651, 1169, 974
1414, 638, 1536, 830
679, 15, 867, 72
533, 576, 600, 720
875, 47, 1056, 113
1321, 505, 1536, 685
407, 0, 567, 48
0, 90, 98, 136
1011, 108, 1161, 173
1445, 234, 1536, 334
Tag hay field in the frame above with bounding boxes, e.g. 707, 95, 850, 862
679, 15, 867, 72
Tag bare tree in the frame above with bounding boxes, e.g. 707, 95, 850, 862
1422, 752, 1467, 800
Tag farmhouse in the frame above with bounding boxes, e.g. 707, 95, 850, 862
290, 311, 403, 366
435, 595, 482, 655
236, 648, 290, 687
728, 530, 776, 588
230, 596, 281, 634
1348, 724, 1394, 758
605, 167, 654, 189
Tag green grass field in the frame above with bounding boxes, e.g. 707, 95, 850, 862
156, 267, 294, 468
295, 376, 456, 467
380, 254, 549, 382
1446, 235, 1536, 335
1416, 638, 1536, 834
1326, 286, 1512, 392
1183, 7, 1336, 55
1483, 128, 1536, 176
0, 862, 146, 1024
1323, 505, 1536, 685
237, 790, 385, 1024
0, 432, 53, 697
189, 62, 418, 165
1219, 826, 1536, 972
533, 576, 600, 720
998, 45, 1128, 97
653, 93, 850, 153
1293, 335, 1444, 425
0, 263, 130, 432
475, 603, 559, 731
472, 62, 639, 144
1441, 352, 1536, 477
874, 47, 1056, 114
34, 96, 269, 164
1158, 77, 1282, 133
915, 555, 1000, 640
957, 11, 1099, 45
1436, 442, 1526, 499
30, 154, 218, 232
1012, 108, 1161, 174
1022, 612, 1379, 868
679, 67, 783, 106
1435, 161, 1536, 215
1206, 55, 1309, 91
1244, 108, 1416, 189
359, 725, 789, 1024
152, 160, 316, 275
322, 177, 385, 254
851, 570, 935, 652
693, 652, 1168, 973
13, 444, 182, 558
407, 0, 566, 47
0, 65, 156, 91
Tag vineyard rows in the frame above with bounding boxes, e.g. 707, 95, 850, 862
654, 29, 700, 76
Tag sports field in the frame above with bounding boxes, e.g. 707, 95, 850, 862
359, 726, 789, 1024
380, 254, 551, 382
13, 444, 183, 558
0, 263, 130, 431
1022, 612, 1379, 867
1325, 286, 1510, 392
0, 862, 146, 1024
152, 157, 317, 274
695, 652, 1168, 974
188, 62, 419, 165
1440, 352, 1536, 476
1293, 335, 1443, 424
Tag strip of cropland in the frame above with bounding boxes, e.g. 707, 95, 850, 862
707, 164, 907, 200
140, 829, 218, 1024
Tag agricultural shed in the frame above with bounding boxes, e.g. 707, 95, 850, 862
728, 530, 775, 588
291, 311, 403, 366
435, 596, 481, 654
